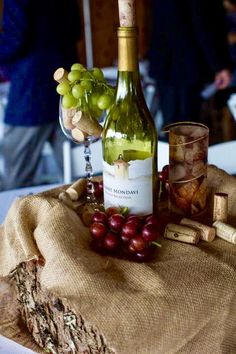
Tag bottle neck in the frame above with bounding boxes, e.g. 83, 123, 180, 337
116, 27, 142, 98
118, 27, 138, 72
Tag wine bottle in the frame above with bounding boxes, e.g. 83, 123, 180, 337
102, 26, 158, 216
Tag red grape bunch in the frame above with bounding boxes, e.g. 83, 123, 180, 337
89, 208, 161, 262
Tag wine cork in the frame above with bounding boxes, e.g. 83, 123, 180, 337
213, 193, 228, 223
66, 178, 87, 201
164, 223, 200, 244
53, 67, 69, 83
71, 127, 88, 142
180, 218, 215, 242
62, 107, 76, 130
72, 111, 102, 137
118, 0, 136, 27
58, 191, 76, 209
213, 220, 236, 244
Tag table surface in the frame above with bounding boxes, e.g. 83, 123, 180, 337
0, 167, 233, 354
0, 335, 37, 354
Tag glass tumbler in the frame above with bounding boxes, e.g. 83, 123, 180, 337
165, 122, 209, 217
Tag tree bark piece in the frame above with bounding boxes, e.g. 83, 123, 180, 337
9, 260, 115, 354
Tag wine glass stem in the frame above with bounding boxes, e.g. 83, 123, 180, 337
84, 139, 96, 203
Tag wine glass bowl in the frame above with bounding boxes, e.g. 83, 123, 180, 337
59, 95, 103, 144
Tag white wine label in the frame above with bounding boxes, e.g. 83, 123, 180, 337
103, 157, 153, 215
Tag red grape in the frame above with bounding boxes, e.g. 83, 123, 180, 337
158, 171, 165, 182
162, 164, 169, 178
90, 222, 107, 239
130, 235, 146, 252
106, 206, 121, 217
98, 180, 103, 193
127, 215, 142, 229
121, 221, 138, 239
92, 211, 108, 224
108, 213, 126, 232
142, 224, 159, 242
90, 238, 104, 253
128, 242, 137, 254
145, 215, 159, 227
121, 233, 131, 244
159, 164, 169, 182
93, 181, 103, 198
103, 232, 119, 251
133, 247, 154, 262
127, 215, 138, 221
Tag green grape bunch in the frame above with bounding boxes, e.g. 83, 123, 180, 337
54, 63, 115, 119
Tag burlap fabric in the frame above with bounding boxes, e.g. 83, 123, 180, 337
0, 165, 236, 354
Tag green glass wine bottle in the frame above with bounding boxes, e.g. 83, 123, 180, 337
102, 26, 158, 216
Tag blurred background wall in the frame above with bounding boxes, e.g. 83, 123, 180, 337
77, 0, 151, 67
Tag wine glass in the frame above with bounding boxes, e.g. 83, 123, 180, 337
54, 64, 114, 204
59, 94, 104, 204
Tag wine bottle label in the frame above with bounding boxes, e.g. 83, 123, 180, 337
103, 156, 153, 215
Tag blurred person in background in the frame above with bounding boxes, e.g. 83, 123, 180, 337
148, 0, 232, 135
223, 0, 236, 86
0, 0, 81, 190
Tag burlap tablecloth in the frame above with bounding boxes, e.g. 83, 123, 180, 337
0, 165, 236, 354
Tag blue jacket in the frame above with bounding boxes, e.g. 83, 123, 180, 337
0, 0, 80, 126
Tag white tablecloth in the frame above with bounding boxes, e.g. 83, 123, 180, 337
0, 335, 36, 354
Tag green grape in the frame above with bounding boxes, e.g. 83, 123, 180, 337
62, 93, 77, 108
108, 85, 116, 96
56, 82, 70, 95
81, 71, 91, 80
91, 67, 104, 81
80, 98, 89, 113
76, 99, 82, 109
97, 94, 113, 110
72, 84, 85, 99
111, 107, 120, 121
68, 70, 82, 82
88, 92, 100, 108
80, 79, 92, 92
90, 107, 103, 119
71, 63, 86, 71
